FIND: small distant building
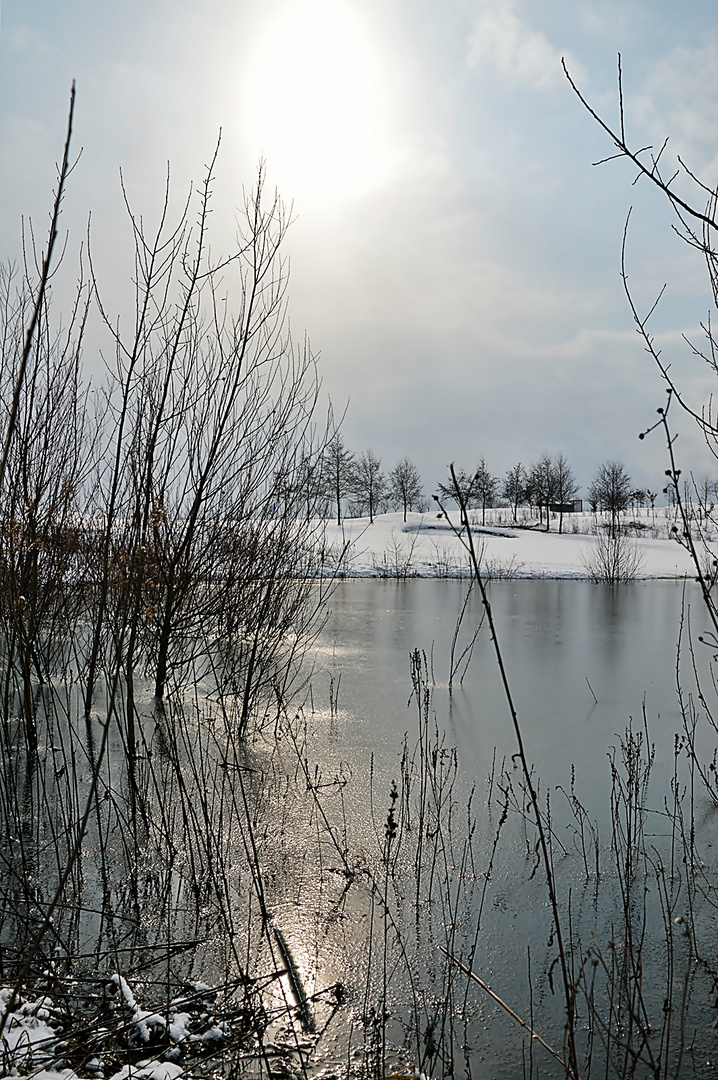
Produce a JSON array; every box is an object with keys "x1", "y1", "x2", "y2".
[{"x1": 548, "y1": 499, "x2": 583, "y2": 514}]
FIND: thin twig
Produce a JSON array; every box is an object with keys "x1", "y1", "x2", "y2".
[
  {"x1": 440, "y1": 947, "x2": 576, "y2": 1078},
  {"x1": 0, "y1": 84, "x2": 77, "y2": 489}
]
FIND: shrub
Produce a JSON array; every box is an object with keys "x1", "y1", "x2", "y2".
[{"x1": 583, "y1": 529, "x2": 645, "y2": 583}]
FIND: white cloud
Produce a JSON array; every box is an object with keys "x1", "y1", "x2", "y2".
[
  {"x1": 630, "y1": 44, "x2": 718, "y2": 173},
  {"x1": 466, "y1": 0, "x2": 577, "y2": 89}
]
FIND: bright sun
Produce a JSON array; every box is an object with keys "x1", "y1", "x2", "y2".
[{"x1": 248, "y1": 1, "x2": 383, "y2": 197}]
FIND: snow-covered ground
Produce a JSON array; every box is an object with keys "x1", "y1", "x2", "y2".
[
  {"x1": 320, "y1": 507, "x2": 700, "y2": 579},
  {"x1": 0, "y1": 980, "x2": 227, "y2": 1080}
]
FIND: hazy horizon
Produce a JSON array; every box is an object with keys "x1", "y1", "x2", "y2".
[{"x1": 1, "y1": 1, "x2": 717, "y2": 495}]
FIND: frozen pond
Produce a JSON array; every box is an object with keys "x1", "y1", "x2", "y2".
[
  {"x1": 301, "y1": 577, "x2": 718, "y2": 1079},
  {"x1": 311, "y1": 578, "x2": 706, "y2": 819},
  {"x1": 4, "y1": 578, "x2": 716, "y2": 1080}
]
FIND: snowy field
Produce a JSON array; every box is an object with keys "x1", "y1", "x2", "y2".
[{"x1": 321, "y1": 507, "x2": 700, "y2": 579}]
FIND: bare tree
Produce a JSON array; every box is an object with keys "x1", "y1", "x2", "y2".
[
  {"x1": 295, "y1": 438, "x2": 331, "y2": 521},
  {"x1": 352, "y1": 449, "x2": 385, "y2": 523},
  {"x1": 0, "y1": 142, "x2": 330, "y2": 737},
  {"x1": 693, "y1": 475, "x2": 716, "y2": 526},
  {"x1": 436, "y1": 466, "x2": 476, "y2": 524},
  {"x1": 583, "y1": 528, "x2": 644, "y2": 583},
  {"x1": 437, "y1": 460, "x2": 497, "y2": 524},
  {"x1": 80, "y1": 154, "x2": 323, "y2": 711},
  {"x1": 0, "y1": 86, "x2": 78, "y2": 491},
  {"x1": 588, "y1": 461, "x2": 631, "y2": 539},
  {"x1": 629, "y1": 488, "x2": 647, "y2": 512},
  {"x1": 527, "y1": 454, "x2": 557, "y2": 529},
  {"x1": 565, "y1": 54, "x2": 718, "y2": 618},
  {"x1": 473, "y1": 458, "x2": 498, "y2": 525},
  {"x1": 552, "y1": 452, "x2": 579, "y2": 534},
  {"x1": 503, "y1": 462, "x2": 527, "y2": 522},
  {"x1": 322, "y1": 433, "x2": 355, "y2": 526},
  {"x1": 0, "y1": 261, "x2": 93, "y2": 748},
  {"x1": 388, "y1": 457, "x2": 424, "y2": 522},
  {"x1": 0, "y1": 87, "x2": 91, "y2": 750},
  {"x1": 0, "y1": 95, "x2": 339, "y2": 1051}
]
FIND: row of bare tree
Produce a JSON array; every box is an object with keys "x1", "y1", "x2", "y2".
[
  {"x1": 442, "y1": 458, "x2": 661, "y2": 533},
  {"x1": 315, "y1": 442, "x2": 667, "y2": 535},
  {"x1": 305, "y1": 434, "x2": 426, "y2": 525}
]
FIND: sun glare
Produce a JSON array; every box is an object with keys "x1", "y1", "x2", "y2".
[{"x1": 248, "y1": 1, "x2": 383, "y2": 197}]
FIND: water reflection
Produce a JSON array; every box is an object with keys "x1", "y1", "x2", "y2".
[
  {"x1": 313, "y1": 579, "x2": 704, "y2": 827},
  {"x1": 304, "y1": 578, "x2": 717, "y2": 1078},
  {"x1": 3, "y1": 578, "x2": 715, "y2": 1080}
]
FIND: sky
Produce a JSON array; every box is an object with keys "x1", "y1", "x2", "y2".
[{"x1": 1, "y1": 0, "x2": 718, "y2": 498}]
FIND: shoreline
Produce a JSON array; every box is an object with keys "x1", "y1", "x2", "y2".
[{"x1": 317, "y1": 508, "x2": 698, "y2": 581}]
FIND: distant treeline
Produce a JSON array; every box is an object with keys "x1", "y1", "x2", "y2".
[{"x1": 302, "y1": 438, "x2": 675, "y2": 533}]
